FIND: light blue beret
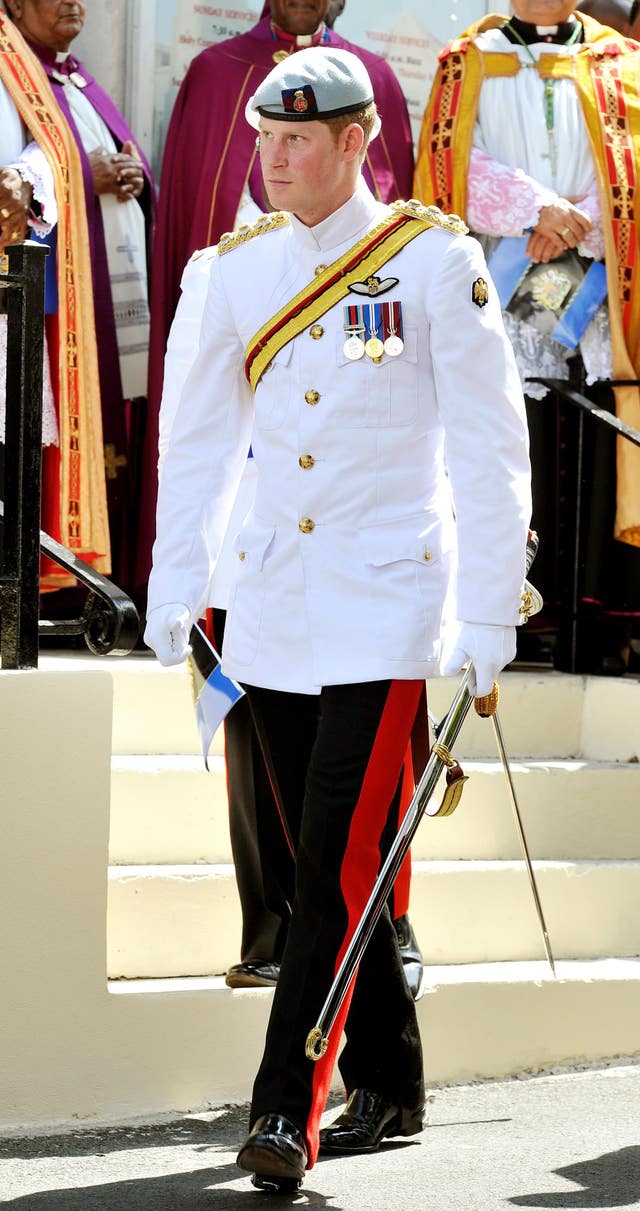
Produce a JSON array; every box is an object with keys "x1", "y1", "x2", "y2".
[{"x1": 245, "y1": 47, "x2": 380, "y2": 138}]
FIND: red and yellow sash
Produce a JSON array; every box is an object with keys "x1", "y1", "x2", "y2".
[
  {"x1": 414, "y1": 12, "x2": 640, "y2": 546},
  {"x1": 0, "y1": 15, "x2": 109, "y2": 576},
  {"x1": 244, "y1": 202, "x2": 467, "y2": 393}
]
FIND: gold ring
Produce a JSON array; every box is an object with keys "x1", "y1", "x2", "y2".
[
  {"x1": 0, "y1": 207, "x2": 9, "y2": 219},
  {"x1": 561, "y1": 226, "x2": 571, "y2": 237},
  {"x1": 10, "y1": 231, "x2": 19, "y2": 241}
]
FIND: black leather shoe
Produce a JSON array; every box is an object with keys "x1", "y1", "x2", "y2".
[
  {"x1": 225, "y1": 961, "x2": 279, "y2": 988},
  {"x1": 237, "y1": 1113, "x2": 307, "y2": 1191},
  {"x1": 319, "y1": 1088, "x2": 426, "y2": 1155},
  {"x1": 394, "y1": 914, "x2": 424, "y2": 1001}
]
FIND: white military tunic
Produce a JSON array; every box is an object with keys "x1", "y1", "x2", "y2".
[{"x1": 148, "y1": 180, "x2": 531, "y2": 694}]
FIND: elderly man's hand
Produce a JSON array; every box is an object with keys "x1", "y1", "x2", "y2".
[
  {"x1": 0, "y1": 168, "x2": 32, "y2": 251},
  {"x1": 89, "y1": 143, "x2": 145, "y2": 203},
  {"x1": 527, "y1": 197, "x2": 592, "y2": 263}
]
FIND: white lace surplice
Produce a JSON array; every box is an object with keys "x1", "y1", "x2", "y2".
[
  {"x1": 65, "y1": 78, "x2": 149, "y2": 400},
  {"x1": 468, "y1": 27, "x2": 612, "y2": 396}
]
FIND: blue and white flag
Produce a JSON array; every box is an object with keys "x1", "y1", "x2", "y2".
[{"x1": 188, "y1": 623, "x2": 244, "y2": 768}]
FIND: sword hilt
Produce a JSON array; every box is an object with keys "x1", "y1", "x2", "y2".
[{"x1": 305, "y1": 1027, "x2": 329, "y2": 1062}]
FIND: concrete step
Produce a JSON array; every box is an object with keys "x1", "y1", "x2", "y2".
[
  {"x1": 109, "y1": 756, "x2": 229, "y2": 864},
  {"x1": 109, "y1": 756, "x2": 640, "y2": 864},
  {"x1": 39, "y1": 654, "x2": 640, "y2": 760},
  {"x1": 106, "y1": 958, "x2": 640, "y2": 1092},
  {"x1": 106, "y1": 859, "x2": 640, "y2": 978},
  {"x1": 418, "y1": 759, "x2": 640, "y2": 861},
  {"x1": 39, "y1": 653, "x2": 224, "y2": 757}
]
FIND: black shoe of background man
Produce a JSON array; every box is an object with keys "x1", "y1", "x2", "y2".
[
  {"x1": 225, "y1": 960, "x2": 280, "y2": 989},
  {"x1": 394, "y1": 914, "x2": 423, "y2": 1000},
  {"x1": 319, "y1": 1088, "x2": 426, "y2": 1155},
  {"x1": 237, "y1": 1112, "x2": 307, "y2": 1192}
]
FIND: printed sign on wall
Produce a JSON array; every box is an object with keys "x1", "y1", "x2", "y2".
[{"x1": 152, "y1": 1, "x2": 489, "y2": 174}]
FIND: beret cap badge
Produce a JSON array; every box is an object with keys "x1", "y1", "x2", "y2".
[{"x1": 283, "y1": 85, "x2": 317, "y2": 115}]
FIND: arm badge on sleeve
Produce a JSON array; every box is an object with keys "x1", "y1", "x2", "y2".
[{"x1": 472, "y1": 277, "x2": 489, "y2": 308}]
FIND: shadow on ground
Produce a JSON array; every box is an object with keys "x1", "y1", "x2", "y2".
[
  {"x1": 0, "y1": 1106, "x2": 342, "y2": 1210},
  {"x1": 509, "y1": 1146, "x2": 640, "y2": 1208}
]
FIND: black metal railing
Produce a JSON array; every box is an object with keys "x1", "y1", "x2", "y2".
[
  {"x1": 0, "y1": 240, "x2": 139, "y2": 669},
  {"x1": 528, "y1": 374, "x2": 640, "y2": 674}
]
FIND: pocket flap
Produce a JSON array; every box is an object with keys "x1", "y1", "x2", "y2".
[
  {"x1": 233, "y1": 518, "x2": 276, "y2": 570},
  {"x1": 362, "y1": 514, "x2": 445, "y2": 568}
]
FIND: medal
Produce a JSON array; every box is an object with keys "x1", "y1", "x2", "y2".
[
  {"x1": 342, "y1": 306, "x2": 367, "y2": 360},
  {"x1": 344, "y1": 334, "x2": 365, "y2": 360},
  {"x1": 383, "y1": 334, "x2": 404, "y2": 357},
  {"x1": 364, "y1": 336, "x2": 384, "y2": 361},
  {"x1": 364, "y1": 303, "x2": 385, "y2": 363}
]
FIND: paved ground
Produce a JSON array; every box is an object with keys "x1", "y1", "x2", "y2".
[{"x1": 1, "y1": 1063, "x2": 639, "y2": 1210}]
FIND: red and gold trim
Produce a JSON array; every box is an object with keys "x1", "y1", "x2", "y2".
[
  {"x1": 0, "y1": 15, "x2": 109, "y2": 577},
  {"x1": 414, "y1": 11, "x2": 640, "y2": 545}
]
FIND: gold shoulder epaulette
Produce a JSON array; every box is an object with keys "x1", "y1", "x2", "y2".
[
  {"x1": 391, "y1": 198, "x2": 468, "y2": 236},
  {"x1": 217, "y1": 211, "x2": 290, "y2": 255}
]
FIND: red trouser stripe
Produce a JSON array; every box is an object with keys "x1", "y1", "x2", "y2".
[{"x1": 306, "y1": 679, "x2": 424, "y2": 1162}]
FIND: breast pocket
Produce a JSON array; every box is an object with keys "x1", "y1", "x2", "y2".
[
  {"x1": 331, "y1": 328, "x2": 419, "y2": 428},
  {"x1": 254, "y1": 341, "x2": 292, "y2": 430},
  {"x1": 223, "y1": 519, "x2": 276, "y2": 666}
]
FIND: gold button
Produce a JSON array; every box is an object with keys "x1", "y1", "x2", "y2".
[
  {"x1": 299, "y1": 517, "x2": 315, "y2": 534},
  {"x1": 423, "y1": 550, "x2": 432, "y2": 562},
  {"x1": 310, "y1": 324, "x2": 324, "y2": 340},
  {"x1": 314, "y1": 264, "x2": 327, "y2": 277},
  {"x1": 305, "y1": 389, "x2": 320, "y2": 406},
  {"x1": 299, "y1": 454, "x2": 315, "y2": 470},
  {"x1": 238, "y1": 551, "x2": 246, "y2": 561}
]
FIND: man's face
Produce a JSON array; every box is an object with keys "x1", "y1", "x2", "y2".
[
  {"x1": 511, "y1": 0, "x2": 577, "y2": 22},
  {"x1": 269, "y1": 0, "x2": 331, "y2": 36},
  {"x1": 258, "y1": 116, "x2": 349, "y2": 225}
]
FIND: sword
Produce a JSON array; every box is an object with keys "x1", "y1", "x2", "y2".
[
  {"x1": 305, "y1": 533, "x2": 544, "y2": 1062},
  {"x1": 491, "y1": 710, "x2": 556, "y2": 975},
  {"x1": 428, "y1": 702, "x2": 556, "y2": 976},
  {"x1": 305, "y1": 666, "x2": 479, "y2": 1061}
]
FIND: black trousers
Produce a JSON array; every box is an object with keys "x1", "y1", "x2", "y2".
[
  {"x1": 212, "y1": 608, "x2": 418, "y2": 963},
  {"x1": 245, "y1": 679, "x2": 425, "y2": 1168},
  {"x1": 212, "y1": 609, "x2": 293, "y2": 962}
]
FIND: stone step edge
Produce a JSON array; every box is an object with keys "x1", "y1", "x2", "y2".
[
  {"x1": 107, "y1": 859, "x2": 640, "y2": 876},
  {"x1": 110, "y1": 755, "x2": 640, "y2": 773},
  {"x1": 108, "y1": 956, "x2": 640, "y2": 996}
]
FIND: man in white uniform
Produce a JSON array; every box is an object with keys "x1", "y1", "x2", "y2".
[{"x1": 145, "y1": 48, "x2": 531, "y2": 1193}]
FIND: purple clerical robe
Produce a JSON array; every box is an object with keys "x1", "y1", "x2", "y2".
[
  {"x1": 28, "y1": 39, "x2": 155, "y2": 568},
  {"x1": 139, "y1": 16, "x2": 414, "y2": 585}
]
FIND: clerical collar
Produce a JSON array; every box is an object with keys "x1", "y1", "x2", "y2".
[
  {"x1": 271, "y1": 21, "x2": 328, "y2": 48},
  {"x1": 502, "y1": 15, "x2": 584, "y2": 45}
]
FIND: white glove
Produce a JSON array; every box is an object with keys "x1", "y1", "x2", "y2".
[
  {"x1": 144, "y1": 603, "x2": 192, "y2": 666},
  {"x1": 442, "y1": 622, "x2": 516, "y2": 697}
]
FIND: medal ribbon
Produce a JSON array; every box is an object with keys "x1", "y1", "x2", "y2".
[
  {"x1": 343, "y1": 303, "x2": 365, "y2": 333},
  {"x1": 381, "y1": 300, "x2": 402, "y2": 341}
]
